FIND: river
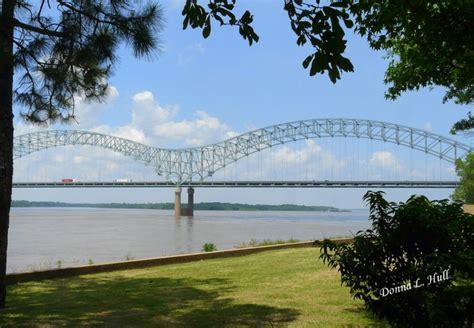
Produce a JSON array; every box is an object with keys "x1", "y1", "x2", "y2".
[{"x1": 7, "y1": 208, "x2": 370, "y2": 273}]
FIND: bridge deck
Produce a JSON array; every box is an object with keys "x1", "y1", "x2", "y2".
[{"x1": 12, "y1": 181, "x2": 459, "y2": 188}]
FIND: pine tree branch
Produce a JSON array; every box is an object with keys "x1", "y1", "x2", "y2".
[
  {"x1": 57, "y1": 1, "x2": 121, "y2": 27},
  {"x1": 13, "y1": 19, "x2": 66, "y2": 37}
]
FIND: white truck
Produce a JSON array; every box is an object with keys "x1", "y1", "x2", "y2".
[{"x1": 114, "y1": 179, "x2": 133, "y2": 183}]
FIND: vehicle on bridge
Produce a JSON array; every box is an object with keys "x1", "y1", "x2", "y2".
[
  {"x1": 114, "y1": 179, "x2": 133, "y2": 183},
  {"x1": 61, "y1": 178, "x2": 78, "y2": 183}
]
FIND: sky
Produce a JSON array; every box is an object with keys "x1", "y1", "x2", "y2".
[{"x1": 11, "y1": 0, "x2": 473, "y2": 209}]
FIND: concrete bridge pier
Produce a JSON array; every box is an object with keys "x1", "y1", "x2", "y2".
[
  {"x1": 174, "y1": 186, "x2": 195, "y2": 217},
  {"x1": 174, "y1": 187, "x2": 182, "y2": 218},
  {"x1": 186, "y1": 187, "x2": 194, "y2": 217}
]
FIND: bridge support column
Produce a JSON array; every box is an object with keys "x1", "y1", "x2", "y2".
[
  {"x1": 186, "y1": 187, "x2": 194, "y2": 217},
  {"x1": 174, "y1": 187, "x2": 182, "y2": 218}
]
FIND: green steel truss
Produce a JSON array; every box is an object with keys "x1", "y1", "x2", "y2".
[{"x1": 13, "y1": 118, "x2": 473, "y2": 184}]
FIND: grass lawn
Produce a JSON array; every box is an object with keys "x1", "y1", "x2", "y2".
[{"x1": 1, "y1": 248, "x2": 388, "y2": 327}]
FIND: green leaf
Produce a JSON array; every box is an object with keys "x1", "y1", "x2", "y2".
[
  {"x1": 183, "y1": 16, "x2": 190, "y2": 30},
  {"x1": 299, "y1": 21, "x2": 312, "y2": 30},
  {"x1": 330, "y1": 16, "x2": 344, "y2": 36},
  {"x1": 343, "y1": 18, "x2": 353, "y2": 29},
  {"x1": 203, "y1": 19, "x2": 211, "y2": 38},
  {"x1": 310, "y1": 53, "x2": 327, "y2": 76},
  {"x1": 337, "y1": 56, "x2": 354, "y2": 72},
  {"x1": 302, "y1": 55, "x2": 313, "y2": 69},
  {"x1": 297, "y1": 34, "x2": 306, "y2": 46},
  {"x1": 310, "y1": 54, "x2": 325, "y2": 76},
  {"x1": 241, "y1": 10, "x2": 253, "y2": 24},
  {"x1": 328, "y1": 65, "x2": 340, "y2": 82}
]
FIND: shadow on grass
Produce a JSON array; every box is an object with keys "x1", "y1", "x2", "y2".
[
  {"x1": 341, "y1": 307, "x2": 390, "y2": 327},
  {"x1": 1, "y1": 276, "x2": 300, "y2": 327}
]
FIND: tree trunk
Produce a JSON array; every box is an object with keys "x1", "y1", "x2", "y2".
[{"x1": 0, "y1": 0, "x2": 15, "y2": 309}]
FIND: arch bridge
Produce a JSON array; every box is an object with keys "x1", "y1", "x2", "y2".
[{"x1": 13, "y1": 118, "x2": 473, "y2": 216}]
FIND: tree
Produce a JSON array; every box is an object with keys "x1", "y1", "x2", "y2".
[
  {"x1": 182, "y1": 0, "x2": 474, "y2": 132},
  {"x1": 452, "y1": 153, "x2": 474, "y2": 204},
  {"x1": 451, "y1": 113, "x2": 474, "y2": 135},
  {"x1": 0, "y1": 0, "x2": 163, "y2": 308},
  {"x1": 318, "y1": 191, "x2": 474, "y2": 327}
]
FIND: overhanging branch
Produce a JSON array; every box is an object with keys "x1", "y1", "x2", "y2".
[{"x1": 13, "y1": 19, "x2": 66, "y2": 38}]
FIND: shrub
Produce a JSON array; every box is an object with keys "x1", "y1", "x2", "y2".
[
  {"x1": 452, "y1": 153, "x2": 474, "y2": 203},
  {"x1": 202, "y1": 243, "x2": 217, "y2": 252},
  {"x1": 234, "y1": 238, "x2": 301, "y2": 248},
  {"x1": 320, "y1": 191, "x2": 473, "y2": 328},
  {"x1": 56, "y1": 260, "x2": 62, "y2": 269},
  {"x1": 124, "y1": 253, "x2": 135, "y2": 261}
]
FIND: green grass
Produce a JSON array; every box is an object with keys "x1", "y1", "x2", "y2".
[
  {"x1": 234, "y1": 238, "x2": 302, "y2": 248},
  {"x1": 1, "y1": 248, "x2": 388, "y2": 327}
]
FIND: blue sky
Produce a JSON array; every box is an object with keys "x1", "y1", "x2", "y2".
[{"x1": 12, "y1": 0, "x2": 472, "y2": 208}]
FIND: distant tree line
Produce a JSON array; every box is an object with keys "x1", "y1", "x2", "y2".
[{"x1": 11, "y1": 200, "x2": 345, "y2": 212}]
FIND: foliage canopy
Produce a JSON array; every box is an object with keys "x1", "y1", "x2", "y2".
[
  {"x1": 318, "y1": 191, "x2": 474, "y2": 327},
  {"x1": 183, "y1": 0, "x2": 474, "y2": 132},
  {"x1": 452, "y1": 153, "x2": 474, "y2": 204},
  {"x1": 12, "y1": 0, "x2": 163, "y2": 123}
]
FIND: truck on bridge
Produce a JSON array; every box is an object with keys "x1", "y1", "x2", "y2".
[
  {"x1": 114, "y1": 179, "x2": 133, "y2": 183},
  {"x1": 61, "y1": 178, "x2": 78, "y2": 183}
]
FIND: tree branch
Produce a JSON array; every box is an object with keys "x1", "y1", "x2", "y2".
[
  {"x1": 57, "y1": 1, "x2": 121, "y2": 27},
  {"x1": 13, "y1": 19, "x2": 66, "y2": 38}
]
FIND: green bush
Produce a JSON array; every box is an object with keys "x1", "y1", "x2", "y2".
[
  {"x1": 56, "y1": 260, "x2": 62, "y2": 269},
  {"x1": 234, "y1": 238, "x2": 301, "y2": 248},
  {"x1": 202, "y1": 243, "x2": 217, "y2": 252},
  {"x1": 320, "y1": 191, "x2": 473, "y2": 328},
  {"x1": 452, "y1": 153, "x2": 474, "y2": 203}
]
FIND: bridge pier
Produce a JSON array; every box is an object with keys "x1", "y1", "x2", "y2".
[
  {"x1": 186, "y1": 187, "x2": 194, "y2": 217},
  {"x1": 174, "y1": 187, "x2": 181, "y2": 218},
  {"x1": 174, "y1": 187, "x2": 195, "y2": 217}
]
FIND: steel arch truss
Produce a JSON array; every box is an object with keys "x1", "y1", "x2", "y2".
[{"x1": 13, "y1": 118, "x2": 473, "y2": 183}]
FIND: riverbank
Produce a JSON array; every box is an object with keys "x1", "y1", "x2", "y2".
[
  {"x1": 1, "y1": 247, "x2": 387, "y2": 327},
  {"x1": 5, "y1": 241, "x2": 318, "y2": 284}
]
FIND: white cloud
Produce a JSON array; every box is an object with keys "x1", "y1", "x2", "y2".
[
  {"x1": 90, "y1": 124, "x2": 149, "y2": 146},
  {"x1": 14, "y1": 122, "x2": 42, "y2": 136},
  {"x1": 272, "y1": 140, "x2": 321, "y2": 163},
  {"x1": 83, "y1": 90, "x2": 235, "y2": 147},
  {"x1": 153, "y1": 110, "x2": 234, "y2": 146},
  {"x1": 209, "y1": 139, "x2": 350, "y2": 181},
  {"x1": 369, "y1": 151, "x2": 402, "y2": 170},
  {"x1": 132, "y1": 90, "x2": 154, "y2": 103},
  {"x1": 74, "y1": 85, "x2": 119, "y2": 127},
  {"x1": 268, "y1": 140, "x2": 348, "y2": 174},
  {"x1": 131, "y1": 91, "x2": 177, "y2": 127},
  {"x1": 14, "y1": 89, "x2": 238, "y2": 148}
]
